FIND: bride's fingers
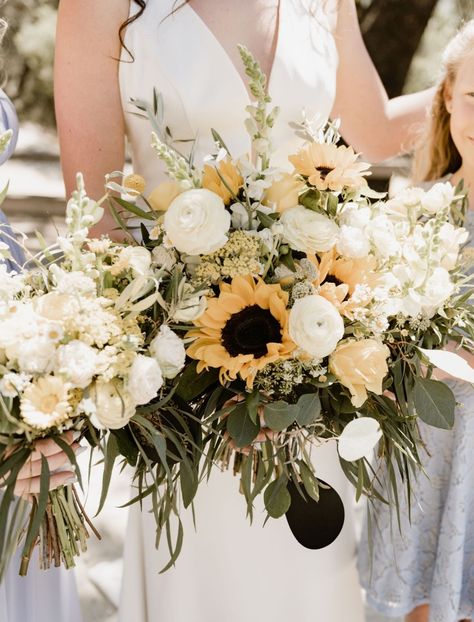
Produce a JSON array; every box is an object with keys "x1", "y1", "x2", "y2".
[
  {"x1": 29, "y1": 431, "x2": 75, "y2": 461},
  {"x1": 17, "y1": 443, "x2": 81, "y2": 480},
  {"x1": 14, "y1": 470, "x2": 77, "y2": 498}
]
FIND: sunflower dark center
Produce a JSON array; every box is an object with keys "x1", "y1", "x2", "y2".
[
  {"x1": 316, "y1": 166, "x2": 334, "y2": 180},
  {"x1": 221, "y1": 305, "x2": 282, "y2": 358}
]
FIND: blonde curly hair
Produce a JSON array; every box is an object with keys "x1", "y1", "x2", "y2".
[{"x1": 413, "y1": 20, "x2": 474, "y2": 182}]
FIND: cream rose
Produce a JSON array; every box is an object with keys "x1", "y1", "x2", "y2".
[
  {"x1": 150, "y1": 325, "x2": 186, "y2": 379},
  {"x1": 127, "y1": 354, "x2": 163, "y2": 405},
  {"x1": 329, "y1": 339, "x2": 390, "y2": 407},
  {"x1": 89, "y1": 380, "x2": 136, "y2": 430},
  {"x1": 278, "y1": 205, "x2": 339, "y2": 253},
  {"x1": 164, "y1": 189, "x2": 231, "y2": 255},
  {"x1": 289, "y1": 295, "x2": 344, "y2": 359},
  {"x1": 263, "y1": 173, "x2": 305, "y2": 213}
]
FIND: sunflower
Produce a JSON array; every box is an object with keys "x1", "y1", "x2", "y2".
[
  {"x1": 187, "y1": 275, "x2": 296, "y2": 387},
  {"x1": 288, "y1": 142, "x2": 370, "y2": 192},
  {"x1": 202, "y1": 158, "x2": 243, "y2": 204}
]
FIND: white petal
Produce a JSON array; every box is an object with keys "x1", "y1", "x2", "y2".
[
  {"x1": 337, "y1": 417, "x2": 382, "y2": 461},
  {"x1": 419, "y1": 348, "x2": 474, "y2": 383}
]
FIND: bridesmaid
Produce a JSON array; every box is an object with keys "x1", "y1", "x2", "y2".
[
  {"x1": 358, "y1": 20, "x2": 474, "y2": 622},
  {"x1": 0, "y1": 18, "x2": 83, "y2": 622}
]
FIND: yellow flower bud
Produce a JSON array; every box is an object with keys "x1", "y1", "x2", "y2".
[{"x1": 123, "y1": 174, "x2": 146, "y2": 194}]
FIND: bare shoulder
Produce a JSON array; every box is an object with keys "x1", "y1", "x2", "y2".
[{"x1": 56, "y1": 0, "x2": 130, "y2": 54}]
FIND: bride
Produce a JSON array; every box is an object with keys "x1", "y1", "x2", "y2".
[{"x1": 54, "y1": 1, "x2": 432, "y2": 620}]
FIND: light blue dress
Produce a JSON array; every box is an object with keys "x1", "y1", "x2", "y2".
[
  {"x1": 0, "y1": 88, "x2": 83, "y2": 622},
  {"x1": 358, "y1": 210, "x2": 474, "y2": 622}
]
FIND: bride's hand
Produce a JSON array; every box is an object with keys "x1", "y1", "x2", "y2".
[
  {"x1": 8, "y1": 432, "x2": 83, "y2": 498},
  {"x1": 223, "y1": 396, "x2": 275, "y2": 456}
]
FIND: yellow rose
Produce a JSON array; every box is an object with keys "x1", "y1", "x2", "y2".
[
  {"x1": 148, "y1": 181, "x2": 182, "y2": 212},
  {"x1": 263, "y1": 173, "x2": 305, "y2": 213},
  {"x1": 329, "y1": 339, "x2": 390, "y2": 407},
  {"x1": 202, "y1": 159, "x2": 243, "y2": 204}
]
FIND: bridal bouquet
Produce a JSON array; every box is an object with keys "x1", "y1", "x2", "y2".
[
  {"x1": 101, "y1": 46, "x2": 474, "y2": 560},
  {"x1": 0, "y1": 175, "x2": 177, "y2": 576}
]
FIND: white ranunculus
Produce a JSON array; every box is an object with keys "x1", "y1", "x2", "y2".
[
  {"x1": 289, "y1": 295, "x2": 344, "y2": 358},
  {"x1": 278, "y1": 205, "x2": 339, "y2": 253},
  {"x1": 336, "y1": 225, "x2": 370, "y2": 258},
  {"x1": 164, "y1": 189, "x2": 231, "y2": 254},
  {"x1": 57, "y1": 340, "x2": 98, "y2": 388},
  {"x1": 338, "y1": 417, "x2": 383, "y2": 461},
  {"x1": 421, "y1": 182, "x2": 455, "y2": 214},
  {"x1": 89, "y1": 381, "x2": 136, "y2": 429},
  {"x1": 127, "y1": 354, "x2": 163, "y2": 405},
  {"x1": 150, "y1": 325, "x2": 186, "y2": 379}
]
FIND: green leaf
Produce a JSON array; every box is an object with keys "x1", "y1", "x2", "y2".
[
  {"x1": 111, "y1": 427, "x2": 139, "y2": 466},
  {"x1": 96, "y1": 434, "x2": 119, "y2": 516},
  {"x1": 279, "y1": 249, "x2": 296, "y2": 272},
  {"x1": 264, "y1": 476, "x2": 291, "y2": 518},
  {"x1": 299, "y1": 188, "x2": 321, "y2": 211},
  {"x1": 21, "y1": 455, "x2": 50, "y2": 556},
  {"x1": 112, "y1": 197, "x2": 155, "y2": 220},
  {"x1": 294, "y1": 393, "x2": 321, "y2": 426},
  {"x1": 263, "y1": 401, "x2": 297, "y2": 432},
  {"x1": 179, "y1": 460, "x2": 198, "y2": 508},
  {"x1": 227, "y1": 403, "x2": 260, "y2": 448},
  {"x1": 175, "y1": 362, "x2": 219, "y2": 401},
  {"x1": 256, "y1": 210, "x2": 278, "y2": 229},
  {"x1": 413, "y1": 378, "x2": 455, "y2": 429},
  {"x1": 326, "y1": 192, "x2": 339, "y2": 217},
  {"x1": 245, "y1": 390, "x2": 260, "y2": 425},
  {"x1": 298, "y1": 461, "x2": 320, "y2": 502}
]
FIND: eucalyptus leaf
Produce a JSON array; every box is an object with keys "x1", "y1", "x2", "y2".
[
  {"x1": 227, "y1": 403, "x2": 260, "y2": 448},
  {"x1": 263, "y1": 476, "x2": 291, "y2": 518},
  {"x1": 179, "y1": 460, "x2": 198, "y2": 508},
  {"x1": 413, "y1": 378, "x2": 455, "y2": 429},
  {"x1": 245, "y1": 390, "x2": 261, "y2": 425},
  {"x1": 294, "y1": 393, "x2": 321, "y2": 426},
  {"x1": 264, "y1": 401, "x2": 297, "y2": 432}
]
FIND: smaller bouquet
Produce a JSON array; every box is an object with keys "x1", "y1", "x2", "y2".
[{"x1": 0, "y1": 175, "x2": 171, "y2": 576}]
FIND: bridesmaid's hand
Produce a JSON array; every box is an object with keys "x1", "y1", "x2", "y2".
[{"x1": 7, "y1": 432, "x2": 83, "y2": 498}]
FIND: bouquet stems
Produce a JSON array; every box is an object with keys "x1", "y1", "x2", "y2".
[{"x1": 19, "y1": 485, "x2": 100, "y2": 576}]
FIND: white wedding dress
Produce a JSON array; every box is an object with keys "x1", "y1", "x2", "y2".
[{"x1": 119, "y1": 2, "x2": 364, "y2": 620}]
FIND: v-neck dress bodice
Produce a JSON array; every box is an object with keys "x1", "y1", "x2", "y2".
[
  {"x1": 119, "y1": 0, "x2": 338, "y2": 189},
  {"x1": 118, "y1": 4, "x2": 364, "y2": 622}
]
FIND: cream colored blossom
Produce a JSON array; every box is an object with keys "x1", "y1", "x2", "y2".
[{"x1": 329, "y1": 339, "x2": 389, "y2": 407}]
